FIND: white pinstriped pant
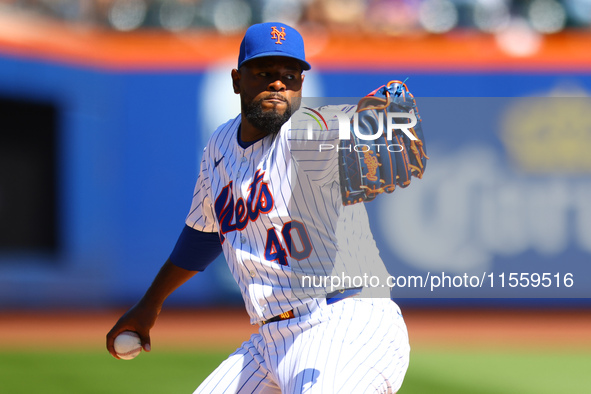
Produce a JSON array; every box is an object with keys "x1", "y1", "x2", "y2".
[{"x1": 194, "y1": 298, "x2": 410, "y2": 394}]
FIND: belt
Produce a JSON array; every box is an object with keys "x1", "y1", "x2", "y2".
[{"x1": 260, "y1": 287, "x2": 363, "y2": 326}]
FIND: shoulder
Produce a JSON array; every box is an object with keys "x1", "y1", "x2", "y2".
[{"x1": 204, "y1": 114, "x2": 241, "y2": 154}]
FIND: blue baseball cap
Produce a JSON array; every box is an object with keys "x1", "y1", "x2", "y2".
[{"x1": 238, "y1": 22, "x2": 311, "y2": 71}]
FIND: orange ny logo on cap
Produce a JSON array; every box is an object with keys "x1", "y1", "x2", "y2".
[{"x1": 271, "y1": 26, "x2": 286, "y2": 44}]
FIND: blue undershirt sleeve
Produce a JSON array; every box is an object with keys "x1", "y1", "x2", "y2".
[{"x1": 169, "y1": 225, "x2": 223, "y2": 272}]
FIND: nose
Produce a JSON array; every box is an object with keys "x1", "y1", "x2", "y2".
[{"x1": 268, "y1": 78, "x2": 286, "y2": 92}]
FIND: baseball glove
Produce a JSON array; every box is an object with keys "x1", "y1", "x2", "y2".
[{"x1": 339, "y1": 80, "x2": 428, "y2": 205}]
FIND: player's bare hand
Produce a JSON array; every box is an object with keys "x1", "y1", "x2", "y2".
[{"x1": 106, "y1": 300, "x2": 160, "y2": 359}]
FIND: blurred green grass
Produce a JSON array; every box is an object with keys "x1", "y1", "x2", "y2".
[
  {"x1": 0, "y1": 348, "x2": 589, "y2": 393},
  {"x1": 404, "y1": 349, "x2": 591, "y2": 394}
]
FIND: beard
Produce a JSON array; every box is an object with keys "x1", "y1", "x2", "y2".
[{"x1": 242, "y1": 94, "x2": 299, "y2": 136}]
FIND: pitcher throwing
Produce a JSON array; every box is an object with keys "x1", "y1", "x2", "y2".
[{"x1": 107, "y1": 21, "x2": 428, "y2": 394}]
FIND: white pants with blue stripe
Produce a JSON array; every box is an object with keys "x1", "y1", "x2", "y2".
[{"x1": 194, "y1": 298, "x2": 410, "y2": 394}]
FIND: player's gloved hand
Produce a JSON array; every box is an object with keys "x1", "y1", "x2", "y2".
[
  {"x1": 339, "y1": 80, "x2": 428, "y2": 205},
  {"x1": 106, "y1": 300, "x2": 160, "y2": 359}
]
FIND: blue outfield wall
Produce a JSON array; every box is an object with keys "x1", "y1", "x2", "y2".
[{"x1": 1, "y1": 54, "x2": 590, "y2": 309}]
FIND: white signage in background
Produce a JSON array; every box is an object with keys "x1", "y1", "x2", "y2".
[{"x1": 378, "y1": 146, "x2": 591, "y2": 274}]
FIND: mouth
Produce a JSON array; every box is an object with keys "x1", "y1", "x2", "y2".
[{"x1": 263, "y1": 94, "x2": 287, "y2": 104}]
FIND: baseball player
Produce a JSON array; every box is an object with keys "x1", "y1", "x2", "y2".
[{"x1": 107, "y1": 22, "x2": 423, "y2": 393}]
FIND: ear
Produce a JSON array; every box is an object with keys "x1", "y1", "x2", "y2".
[{"x1": 231, "y1": 69, "x2": 240, "y2": 94}]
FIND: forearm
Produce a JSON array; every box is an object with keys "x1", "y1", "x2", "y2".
[
  {"x1": 107, "y1": 229, "x2": 217, "y2": 358},
  {"x1": 138, "y1": 259, "x2": 198, "y2": 310}
]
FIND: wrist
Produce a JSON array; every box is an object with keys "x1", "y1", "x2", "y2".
[{"x1": 136, "y1": 294, "x2": 164, "y2": 314}]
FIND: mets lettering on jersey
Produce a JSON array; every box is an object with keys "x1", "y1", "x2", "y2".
[
  {"x1": 213, "y1": 169, "x2": 313, "y2": 266},
  {"x1": 214, "y1": 170, "x2": 274, "y2": 242}
]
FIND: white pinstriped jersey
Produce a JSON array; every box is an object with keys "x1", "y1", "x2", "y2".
[{"x1": 186, "y1": 105, "x2": 390, "y2": 324}]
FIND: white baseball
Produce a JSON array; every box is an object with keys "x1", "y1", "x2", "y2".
[{"x1": 114, "y1": 331, "x2": 142, "y2": 360}]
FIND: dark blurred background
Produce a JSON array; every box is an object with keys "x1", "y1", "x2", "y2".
[{"x1": 1, "y1": 0, "x2": 590, "y2": 35}]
